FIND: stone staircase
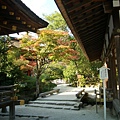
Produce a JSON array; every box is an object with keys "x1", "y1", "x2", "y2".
[{"x1": 25, "y1": 91, "x2": 81, "y2": 111}]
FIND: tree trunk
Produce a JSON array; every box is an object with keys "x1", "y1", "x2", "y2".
[{"x1": 36, "y1": 76, "x2": 40, "y2": 97}]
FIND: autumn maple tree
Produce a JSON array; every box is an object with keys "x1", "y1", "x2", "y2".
[
  {"x1": 20, "y1": 29, "x2": 79, "y2": 96},
  {"x1": 19, "y1": 11, "x2": 102, "y2": 97}
]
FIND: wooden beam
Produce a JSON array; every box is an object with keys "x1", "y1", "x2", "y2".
[
  {"x1": 103, "y1": 1, "x2": 112, "y2": 13},
  {"x1": 115, "y1": 35, "x2": 120, "y2": 102},
  {"x1": 72, "y1": 8, "x2": 103, "y2": 25},
  {"x1": 77, "y1": 20, "x2": 106, "y2": 33},
  {"x1": 66, "y1": 0, "x2": 92, "y2": 13},
  {"x1": 92, "y1": 0, "x2": 106, "y2": 1},
  {"x1": 81, "y1": 33, "x2": 103, "y2": 44},
  {"x1": 69, "y1": 3, "x2": 102, "y2": 19},
  {"x1": 81, "y1": 31, "x2": 103, "y2": 40},
  {"x1": 75, "y1": 14, "x2": 106, "y2": 29},
  {"x1": 78, "y1": 24, "x2": 105, "y2": 34},
  {"x1": 0, "y1": 21, "x2": 33, "y2": 32}
]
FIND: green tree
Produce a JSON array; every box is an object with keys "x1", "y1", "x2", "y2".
[
  {"x1": 41, "y1": 61, "x2": 65, "y2": 81},
  {"x1": 0, "y1": 36, "x2": 26, "y2": 85},
  {"x1": 43, "y1": 11, "x2": 68, "y2": 31},
  {"x1": 44, "y1": 11, "x2": 102, "y2": 87},
  {"x1": 63, "y1": 62, "x2": 77, "y2": 86},
  {"x1": 20, "y1": 30, "x2": 74, "y2": 96}
]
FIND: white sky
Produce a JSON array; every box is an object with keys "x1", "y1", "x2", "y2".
[{"x1": 21, "y1": 0, "x2": 59, "y2": 19}]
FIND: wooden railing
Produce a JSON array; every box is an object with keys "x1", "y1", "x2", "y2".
[
  {"x1": 0, "y1": 85, "x2": 17, "y2": 120},
  {"x1": 74, "y1": 89, "x2": 86, "y2": 110},
  {"x1": 39, "y1": 89, "x2": 60, "y2": 98},
  {"x1": 113, "y1": 99, "x2": 120, "y2": 119}
]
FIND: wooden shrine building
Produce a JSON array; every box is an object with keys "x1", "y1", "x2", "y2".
[
  {"x1": 55, "y1": 0, "x2": 120, "y2": 116},
  {"x1": 0, "y1": 0, "x2": 48, "y2": 119},
  {"x1": 0, "y1": 0, "x2": 48, "y2": 35}
]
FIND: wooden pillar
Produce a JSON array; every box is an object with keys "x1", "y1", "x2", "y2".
[
  {"x1": 115, "y1": 35, "x2": 120, "y2": 101},
  {"x1": 110, "y1": 49, "x2": 117, "y2": 98},
  {"x1": 1, "y1": 106, "x2": 7, "y2": 113},
  {"x1": 112, "y1": 8, "x2": 120, "y2": 29},
  {"x1": 107, "y1": 58, "x2": 112, "y2": 89},
  {"x1": 9, "y1": 102, "x2": 15, "y2": 120}
]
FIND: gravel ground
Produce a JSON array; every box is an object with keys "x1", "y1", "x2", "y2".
[
  {"x1": 0, "y1": 84, "x2": 117, "y2": 120},
  {"x1": 0, "y1": 105, "x2": 117, "y2": 120}
]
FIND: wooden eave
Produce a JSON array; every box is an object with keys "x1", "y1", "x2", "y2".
[
  {"x1": 55, "y1": 0, "x2": 112, "y2": 61},
  {"x1": 0, "y1": 0, "x2": 48, "y2": 35}
]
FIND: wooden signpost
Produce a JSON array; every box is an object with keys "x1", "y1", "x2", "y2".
[{"x1": 98, "y1": 66, "x2": 110, "y2": 120}]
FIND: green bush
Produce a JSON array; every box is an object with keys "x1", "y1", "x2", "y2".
[
  {"x1": 18, "y1": 76, "x2": 36, "y2": 103},
  {"x1": 40, "y1": 80, "x2": 57, "y2": 92}
]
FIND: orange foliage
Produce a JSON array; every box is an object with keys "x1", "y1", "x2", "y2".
[
  {"x1": 70, "y1": 40, "x2": 77, "y2": 43},
  {"x1": 67, "y1": 55, "x2": 79, "y2": 60},
  {"x1": 29, "y1": 61, "x2": 36, "y2": 66},
  {"x1": 39, "y1": 29, "x2": 68, "y2": 36},
  {"x1": 54, "y1": 45, "x2": 69, "y2": 50},
  {"x1": 20, "y1": 65, "x2": 33, "y2": 71},
  {"x1": 57, "y1": 39, "x2": 69, "y2": 46}
]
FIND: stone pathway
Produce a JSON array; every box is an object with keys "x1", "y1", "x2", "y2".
[
  {"x1": 0, "y1": 84, "x2": 117, "y2": 120},
  {"x1": 25, "y1": 84, "x2": 88, "y2": 111}
]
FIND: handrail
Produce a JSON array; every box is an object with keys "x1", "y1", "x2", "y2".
[
  {"x1": 0, "y1": 85, "x2": 17, "y2": 120},
  {"x1": 39, "y1": 89, "x2": 60, "y2": 98},
  {"x1": 0, "y1": 85, "x2": 14, "y2": 89},
  {"x1": 0, "y1": 84, "x2": 18, "y2": 89}
]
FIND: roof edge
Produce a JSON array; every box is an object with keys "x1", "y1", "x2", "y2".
[{"x1": 12, "y1": 0, "x2": 48, "y2": 27}]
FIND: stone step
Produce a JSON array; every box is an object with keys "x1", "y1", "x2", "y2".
[
  {"x1": 29, "y1": 100, "x2": 77, "y2": 106},
  {"x1": 25, "y1": 103, "x2": 79, "y2": 110},
  {"x1": 37, "y1": 98, "x2": 78, "y2": 102},
  {"x1": 0, "y1": 113, "x2": 49, "y2": 119}
]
